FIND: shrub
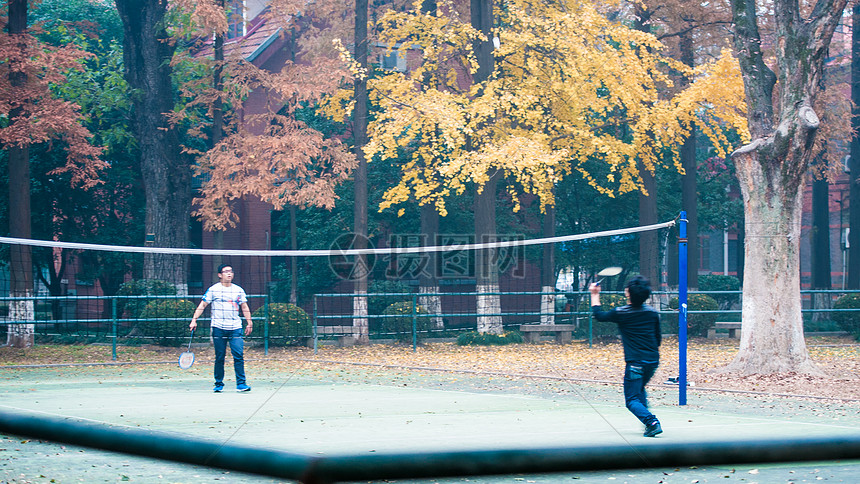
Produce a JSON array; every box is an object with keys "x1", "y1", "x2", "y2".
[
  {"x1": 833, "y1": 293, "x2": 860, "y2": 340},
  {"x1": 117, "y1": 279, "x2": 177, "y2": 319},
  {"x1": 667, "y1": 294, "x2": 719, "y2": 337},
  {"x1": 698, "y1": 275, "x2": 741, "y2": 310},
  {"x1": 251, "y1": 303, "x2": 312, "y2": 346},
  {"x1": 138, "y1": 298, "x2": 195, "y2": 346},
  {"x1": 375, "y1": 301, "x2": 432, "y2": 343},
  {"x1": 456, "y1": 331, "x2": 523, "y2": 346}
]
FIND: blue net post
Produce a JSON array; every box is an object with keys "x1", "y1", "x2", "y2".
[{"x1": 678, "y1": 211, "x2": 688, "y2": 406}]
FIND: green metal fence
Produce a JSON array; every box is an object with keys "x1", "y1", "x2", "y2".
[{"x1": 1, "y1": 289, "x2": 856, "y2": 360}]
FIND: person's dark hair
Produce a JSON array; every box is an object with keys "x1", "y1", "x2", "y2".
[
  {"x1": 217, "y1": 263, "x2": 233, "y2": 275},
  {"x1": 626, "y1": 275, "x2": 651, "y2": 307}
]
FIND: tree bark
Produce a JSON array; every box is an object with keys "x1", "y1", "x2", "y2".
[
  {"x1": 633, "y1": 4, "x2": 659, "y2": 284},
  {"x1": 352, "y1": 0, "x2": 370, "y2": 343},
  {"x1": 638, "y1": 164, "x2": 658, "y2": 282},
  {"x1": 849, "y1": 1, "x2": 860, "y2": 289},
  {"x1": 6, "y1": 0, "x2": 34, "y2": 348},
  {"x1": 475, "y1": 170, "x2": 502, "y2": 334},
  {"x1": 470, "y1": 0, "x2": 502, "y2": 334},
  {"x1": 115, "y1": 0, "x2": 190, "y2": 292},
  {"x1": 540, "y1": 204, "x2": 556, "y2": 324},
  {"x1": 726, "y1": 0, "x2": 847, "y2": 374},
  {"x1": 679, "y1": 31, "x2": 699, "y2": 290},
  {"x1": 419, "y1": 204, "x2": 443, "y2": 329},
  {"x1": 811, "y1": 175, "x2": 832, "y2": 322}
]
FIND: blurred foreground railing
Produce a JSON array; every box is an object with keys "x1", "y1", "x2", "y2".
[{"x1": 0, "y1": 408, "x2": 858, "y2": 484}]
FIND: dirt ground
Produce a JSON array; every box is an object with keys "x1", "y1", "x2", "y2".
[{"x1": 1, "y1": 335, "x2": 858, "y2": 403}]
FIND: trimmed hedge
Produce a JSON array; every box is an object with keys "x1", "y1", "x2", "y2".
[
  {"x1": 456, "y1": 331, "x2": 524, "y2": 346},
  {"x1": 667, "y1": 294, "x2": 719, "y2": 337},
  {"x1": 374, "y1": 301, "x2": 432, "y2": 343},
  {"x1": 833, "y1": 293, "x2": 860, "y2": 340},
  {"x1": 251, "y1": 303, "x2": 312, "y2": 346},
  {"x1": 138, "y1": 298, "x2": 196, "y2": 346}
]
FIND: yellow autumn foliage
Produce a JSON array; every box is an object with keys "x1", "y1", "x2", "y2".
[{"x1": 335, "y1": 0, "x2": 747, "y2": 216}]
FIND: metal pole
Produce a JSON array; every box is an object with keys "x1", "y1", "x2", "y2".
[
  {"x1": 111, "y1": 298, "x2": 117, "y2": 361},
  {"x1": 264, "y1": 295, "x2": 269, "y2": 356},
  {"x1": 412, "y1": 293, "x2": 418, "y2": 353},
  {"x1": 313, "y1": 296, "x2": 319, "y2": 355},
  {"x1": 678, "y1": 211, "x2": 688, "y2": 406}
]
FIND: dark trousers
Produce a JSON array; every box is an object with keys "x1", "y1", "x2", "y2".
[
  {"x1": 623, "y1": 361, "x2": 658, "y2": 425},
  {"x1": 212, "y1": 327, "x2": 245, "y2": 386}
]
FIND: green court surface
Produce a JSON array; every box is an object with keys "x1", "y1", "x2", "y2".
[{"x1": 1, "y1": 359, "x2": 858, "y2": 483}]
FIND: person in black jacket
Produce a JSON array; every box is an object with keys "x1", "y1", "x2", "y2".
[{"x1": 590, "y1": 275, "x2": 663, "y2": 437}]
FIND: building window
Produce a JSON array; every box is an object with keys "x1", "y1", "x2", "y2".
[
  {"x1": 377, "y1": 43, "x2": 407, "y2": 72},
  {"x1": 698, "y1": 234, "x2": 710, "y2": 272},
  {"x1": 227, "y1": 0, "x2": 245, "y2": 40}
]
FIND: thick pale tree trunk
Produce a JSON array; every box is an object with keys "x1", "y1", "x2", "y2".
[
  {"x1": 732, "y1": 146, "x2": 818, "y2": 373},
  {"x1": 726, "y1": 0, "x2": 847, "y2": 374}
]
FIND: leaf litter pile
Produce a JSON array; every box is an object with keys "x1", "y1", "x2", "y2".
[{"x1": 1, "y1": 336, "x2": 857, "y2": 403}]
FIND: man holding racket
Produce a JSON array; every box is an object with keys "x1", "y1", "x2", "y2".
[
  {"x1": 190, "y1": 264, "x2": 254, "y2": 393},
  {"x1": 590, "y1": 275, "x2": 662, "y2": 437}
]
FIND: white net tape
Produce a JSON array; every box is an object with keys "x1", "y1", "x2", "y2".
[{"x1": 0, "y1": 220, "x2": 675, "y2": 256}]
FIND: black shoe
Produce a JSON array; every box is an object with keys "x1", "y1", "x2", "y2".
[{"x1": 644, "y1": 420, "x2": 662, "y2": 437}]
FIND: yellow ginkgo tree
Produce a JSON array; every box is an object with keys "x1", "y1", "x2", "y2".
[{"x1": 334, "y1": 0, "x2": 748, "y2": 334}]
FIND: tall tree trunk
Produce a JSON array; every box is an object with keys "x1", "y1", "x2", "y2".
[
  {"x1": 471, "y1": 0, "x2": 502, "y2": 334},
  {"x1": 352, "y1": 0, "x2": 370, "y2": 343},
  {"x1": 289, "y1": 205, "x2": 298, "y2": 305},
  {"x1": 116, "y1": 0, "x2": 190, "y2": 293},
  {"x1": 638, "y1": 164, "x2": 658, "y2": 282},
  {"x1": 811, "y1": 175, "x2": 832, "y2": 321},
  {"x1": 540, "y1": 204, "x2": 556, "y2": 324},
  {"x1": 475, "y1": 170, "x2": 502, "y2": 333},
  {"x1": 679, "y1": 31, "x2": 699, "y2": 290},
  {"x1": 726, "y1": 0, "x2": 847, "y2": 374},
  {"x1": 417, "y1": 0, "x2": 443, "y2": 331},
  {"x1": 419, "y1": 204, "x2": 443, "y2": 329},
  {"x1": 633, "y1": 4, "x2": 658, "y2": 284},
  {"x1": 849, "y1": 1, "x2": 860, "y2": 289},
  {"x1": 6, "y1": 0, "x2": 34, "y2": 348},
  {"x1": 210, "y1": 2, "x2": 226, "y2": 272}
]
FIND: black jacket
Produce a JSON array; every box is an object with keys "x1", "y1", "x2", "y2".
[{"x1": 592, "y1": 304, "x2": 661, "y2": 362}]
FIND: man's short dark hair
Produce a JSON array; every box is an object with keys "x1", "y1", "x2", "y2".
[
  {"x1": 626, "y1": 275, "x2": 651, "y2": 307},
  {"x1": 217, "y1": 263, "x2": 233, "y2": 275}
]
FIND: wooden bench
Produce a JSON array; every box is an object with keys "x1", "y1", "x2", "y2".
[
  {"x1": 518, "y1": 324, "x2": 577, "y2": 344},
  {"x1": 709, "y1": 321, "x2": 742, "y2": 339}
]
